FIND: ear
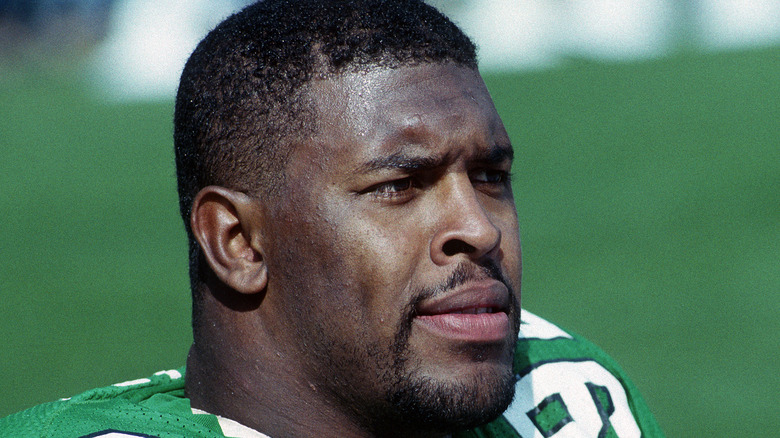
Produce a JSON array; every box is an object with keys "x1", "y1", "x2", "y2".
[{"x1": 190, "y1": 186, "x2": 267, "y2": 294}]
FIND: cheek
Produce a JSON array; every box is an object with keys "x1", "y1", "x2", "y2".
[
  {"x1": 272, "y1": 197, "x2": 423, "y2": 336},
  {"x1": 498, "y1": 211, "x2": 522, "y2": 289},
  {"x1": 500, "y1": 211, "x2": 521, "y2": 253},
  {"x1": 334, "y1": 216, "x2": 421, "y2": 323}
]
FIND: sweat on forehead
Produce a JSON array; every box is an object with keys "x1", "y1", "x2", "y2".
[{"x1": 308, "y1": 63, "x2": 509, "y2": 160}]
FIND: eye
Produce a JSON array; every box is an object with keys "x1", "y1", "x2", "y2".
[
  {"x1": 368, "y1": 177, "x2": 416, "y2": 200},
  {"x1": 471, "y1": 169, "x2": 510, "y2": 184}
]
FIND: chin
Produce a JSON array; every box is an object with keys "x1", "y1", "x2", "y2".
[{"x1": 387, "y1": 356, "x2": 517, "y2": 432}]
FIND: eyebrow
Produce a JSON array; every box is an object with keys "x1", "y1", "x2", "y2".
[
  {"x1": 358, "y1": 152, "x2": 445, "y2": 173},
  {"x1": 474, "y1": 143, "x2": 514, "y2": 165},
  {"x1": 357, "y1": 143, "x2": 514, "y2": 174}
]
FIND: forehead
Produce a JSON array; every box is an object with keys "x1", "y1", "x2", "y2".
[{"x1": 306, "y1": 63, "x2": 509, "y2": 161}]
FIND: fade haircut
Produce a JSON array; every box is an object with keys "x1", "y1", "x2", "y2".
[{"x1": 174, "y1": 0, "x2": 477, "y2": 295}]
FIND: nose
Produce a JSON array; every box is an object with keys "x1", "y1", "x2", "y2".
[{"x1": 430, "y1": 174, "x2": 501, "y2": 266}]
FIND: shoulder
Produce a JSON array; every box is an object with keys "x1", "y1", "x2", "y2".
[
  {"x1": 0, "y1": 369, "x2": 225, "y2": 438},
  {"x1": 467, "y1": 310, "x2": 665, "y2": 438}
]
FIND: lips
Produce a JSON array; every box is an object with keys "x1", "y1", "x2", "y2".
[{"x1": 413, "y1": 280, "x2": 512, "y2": 343}]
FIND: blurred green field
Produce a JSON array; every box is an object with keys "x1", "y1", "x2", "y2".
[{"x1": 1, "y1": 47, "x2": 778, "y2": 436}]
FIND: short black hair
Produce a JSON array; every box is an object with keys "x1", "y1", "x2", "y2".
[{"x1": 174, "y1": 0, "x2": 477, "y2": 294}]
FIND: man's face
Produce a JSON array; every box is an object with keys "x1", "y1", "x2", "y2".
[{"x1": 260, "y1": 63, "x2": 522, "y2": 434}]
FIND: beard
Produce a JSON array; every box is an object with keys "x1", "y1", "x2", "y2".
[
  {"x1": 381, "y1": 260, "x2": 521, "y2": 433},
  {"x1": 297, "y1": 260, "x2": 521, "y2": 436},
  {"x1": 387, "y1": 365, "x2": 517, "y2": 432}
]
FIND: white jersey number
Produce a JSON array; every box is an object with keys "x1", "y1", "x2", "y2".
[{"x1": 504, "y1": 361, "x2": 641, "y2": 438}]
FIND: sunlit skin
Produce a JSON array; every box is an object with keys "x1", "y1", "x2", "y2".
[{"x1": 186, "y1": 63, "x2": 523, "y2": 438}]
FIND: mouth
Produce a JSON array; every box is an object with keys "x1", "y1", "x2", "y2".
[
  {"x1": 413, "y1": 280, "x2": 512, "y2": 344},
  {"x1": 447, "y1": 307, "x2": 502, "y2": 314}
]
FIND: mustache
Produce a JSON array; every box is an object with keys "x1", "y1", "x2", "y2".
[{"x1": 409, "y1": 260, "x2": 515, "y2": 315}]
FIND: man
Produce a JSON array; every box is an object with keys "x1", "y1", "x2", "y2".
[{"x1": 1, "y1": 0, "x2": 663, "y2": 437}]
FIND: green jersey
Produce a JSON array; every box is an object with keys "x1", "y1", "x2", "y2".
[{"x1": 1, "y1": 311, "x2": 663, "y2": 437}]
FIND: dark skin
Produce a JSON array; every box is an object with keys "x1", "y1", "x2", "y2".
[{"x1": 186, "y1": 63, "x2": 523, "y2": 438}]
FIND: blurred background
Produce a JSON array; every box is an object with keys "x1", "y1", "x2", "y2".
[{"x1": 1, "y1": 1, "x2": 777, "y2": 436}]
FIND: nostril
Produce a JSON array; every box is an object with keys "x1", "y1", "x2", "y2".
[{"x1": 442, "y1": 239, "x2": 476, "y2": 256}]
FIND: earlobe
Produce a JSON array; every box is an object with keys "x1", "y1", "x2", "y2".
[{"x1": 190, "y1": 186, "x2": 268, "y2": 294}]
